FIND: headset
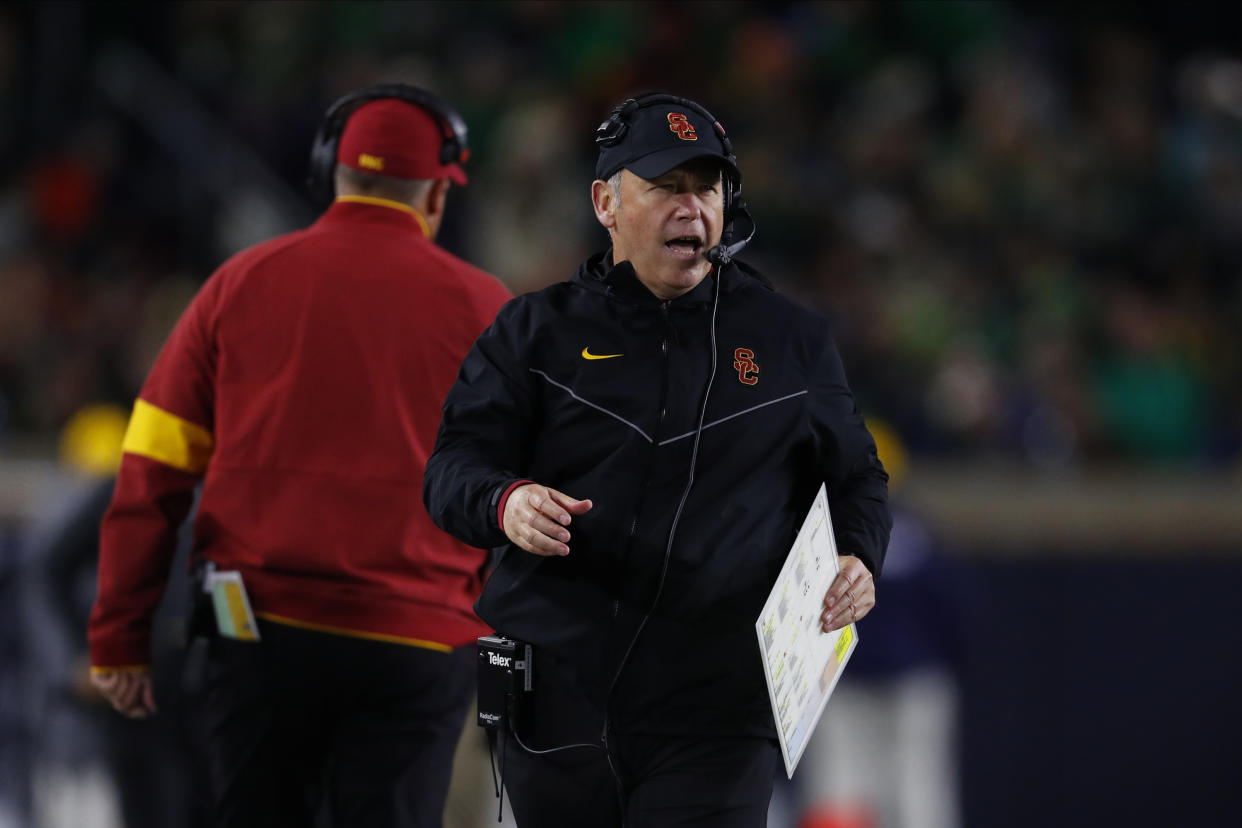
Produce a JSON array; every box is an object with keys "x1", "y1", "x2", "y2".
[
  {"x1": 305, "y1": 83, "x2": 470, "y2": 207},
  {"x1": 594, "y1": 93, "x2": 756, "y2": 265}
]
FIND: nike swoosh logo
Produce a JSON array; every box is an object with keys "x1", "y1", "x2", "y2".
[{"x1": 581, "y1": 347, "x2": 623, "y2": 360}]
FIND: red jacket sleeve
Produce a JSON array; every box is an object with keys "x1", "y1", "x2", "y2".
[{"x1": 87, "y1": 271, "x2": 222, "y2": 668}]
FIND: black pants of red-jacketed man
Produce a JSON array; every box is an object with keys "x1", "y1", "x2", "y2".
[{"x1": 200, "y1": 619, "x2": 473, "y2": 828}]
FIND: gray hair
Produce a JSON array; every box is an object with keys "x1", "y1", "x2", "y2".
[
  {"x1": 334, "y1": 164, "x2": 435, "y2": 203},
  {"x1": 608, "y1": 171, "x2": 622, "y2": 208}
]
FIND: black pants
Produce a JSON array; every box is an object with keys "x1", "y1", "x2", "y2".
[
  {"x1": 200, "y1": 620, "x2": 473, "y2": 828},
  {"x1": 103, "y1": 641, "x2": 208, "y2": 828},
  {"x1": 498, "y1": 650, "x2": 779, "y2": 828}
]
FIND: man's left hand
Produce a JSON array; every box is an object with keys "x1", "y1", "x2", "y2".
[
  {"x1": 820, "y1": 555, "x2": 875, "y2": 633},
  {"x1": 90, "y1": 668, "x2": 157, "y2": 718}
]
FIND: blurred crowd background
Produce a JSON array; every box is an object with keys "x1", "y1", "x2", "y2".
[
  {"x1": 1, "y1": 0, "x2": 1241, "y2": 468},
  {"x1": 1, "y1": 2, "x2": 1240, "y2": 828}
]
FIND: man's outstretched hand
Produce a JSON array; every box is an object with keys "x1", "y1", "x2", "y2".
[{"x1": 502, "y1": 483, "x2": 593, "y2": 556}]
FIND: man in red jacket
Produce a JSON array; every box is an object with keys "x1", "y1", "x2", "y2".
[{"x1": 88, "y1": 85, "x2": 511, "y2": 828}]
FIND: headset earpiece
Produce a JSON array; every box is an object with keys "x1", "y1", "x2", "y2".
[{"x1": 594, "y1": 98, "x2": 641, "y2": 149}]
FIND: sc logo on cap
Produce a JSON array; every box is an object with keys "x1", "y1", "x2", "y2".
[{"x1": 667, "y1": 113, "x2": 697, "y2": 141}]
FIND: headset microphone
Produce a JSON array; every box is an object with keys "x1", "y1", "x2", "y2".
[{"x1": 707, "y1": 202, "x2": 757, "y2": 266}]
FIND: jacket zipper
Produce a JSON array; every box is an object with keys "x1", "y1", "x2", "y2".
[
  {"x1": 605, "y1": 300, "x2": 675, "y2": 796},
  {"x1": 614, "y1": 301, "x2": 674, "y2": 620}
]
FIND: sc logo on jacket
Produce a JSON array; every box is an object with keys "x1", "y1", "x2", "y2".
[{"x1": 733, "y1": 348, "x2": 759, "y2": 386}]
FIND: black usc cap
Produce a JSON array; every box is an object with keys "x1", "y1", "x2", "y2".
[{"x1": 594, "y1": 95, "x2": 740, "y2": 184}]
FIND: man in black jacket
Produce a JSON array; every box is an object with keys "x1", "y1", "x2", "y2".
[{"x1": 424, "y1": 93, "x2": 891, "y2": 827}]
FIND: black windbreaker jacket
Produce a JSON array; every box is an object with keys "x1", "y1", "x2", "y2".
[{"x1": 425, "y1": 250, "x2": 891, "y2": 737}]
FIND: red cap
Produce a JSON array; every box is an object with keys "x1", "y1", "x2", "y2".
[{"x1": 337, "y1": 99, "x2": 467, "y2": 185}]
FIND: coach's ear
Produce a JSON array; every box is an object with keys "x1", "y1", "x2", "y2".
[
  {"x1": 418, "y1": 178, "x2": 452, "y2": 240},
  {"x1": 591, "y1": 178, "x2": 618, "y2": 232}
]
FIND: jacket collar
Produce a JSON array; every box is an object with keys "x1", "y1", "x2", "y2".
[
  {"x1": 315, "y1": 198, "x2": 432, "y2": 238},
  {"x1": 572, "y1": 248, "x2": 771, "y2": 307}
]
